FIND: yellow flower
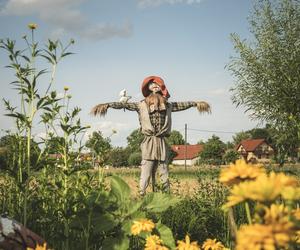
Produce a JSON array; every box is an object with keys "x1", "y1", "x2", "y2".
[
  {"x1": 295, "y1": 230, "x2": 300, "y2": 244},
  {"x1": 202, "y1": 238, "x2": 227, "y2": 250},
  {"x1": 28, "y1": 23, "x2": 38, "y2": 30},
  {"x1": 281, "y1": 186, "x2": 300, "y2": 200},
  {"x1": 176, "y1": 235, "x2": 200, "y2": 250},
  {"x1": 236, "y1": 223, "x2": 293, "y2": 250},
  {"x1": 219, "y1": 159, "x2": 265, "y2": 186},
  {"x1": 131, "y1": 219, "x2": 155, "y2": 235},
  {"x1": 145, "y1": 235, "x2": 163, "y2": 250},
  {"x1": 26, "y1": 243, "x2": 47, "y2": 250},
  {"x1": 64, "y1": 86, "x2": 69, "y2": 91},
  {"x1": 263, "y1": 204, "x2": 289, "y2": 224},
  {"x1": 292, "y1": 208, "x2": 300, "y2": 220},
  {"x1": 223, "y1": 172, "x2": 299, "y2": 208}
]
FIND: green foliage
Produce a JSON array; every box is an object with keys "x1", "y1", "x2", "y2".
[
  {"x1": 107, "y1": 147, "x2": 130, "y2": 167},
  {"x1": 161, "y1": 196, "x2": 227, "y2": 245},
  {"x1": 198, "y1": 135, "x2": 226, "y2": 165},
  {"x1": 1, "y1": 27, "x2": 75, "y2": 227},
  {"x1": 128, "y1": 151, "x2": 142, "y2": 166},
  {"x1": 85, "y1": 131, "x2": 112, "y2": 166},
  {"x1": 223, "y1": 150, "x2": 240, "y2": 164},
  {"x1": 166, "y1": 130, "x2": 185, "y2": 145},
  {"x1": 232, "y1": 131, "x2": 251, "y2": 146},
  {"x1": 228, "y1": 0, "x2": 300, "y2": 147},
  {"x1": 126, "y1": 129, "x2": 144, "y2": 153}
]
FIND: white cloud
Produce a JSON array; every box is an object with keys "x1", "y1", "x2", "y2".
[
  {"x1": 207, "y1": 88, "x2": 227, "y2": 96},
  {"x1": 137, "y1": 0, "x2": 203, "y2": 8},
  {"x1": 0, "y1": 0, "x2": 133, "y2": 41},
  {"x1": 86, "y1": 121, "x2": 129, "y2": 138}
]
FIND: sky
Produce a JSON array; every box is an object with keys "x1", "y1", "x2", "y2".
[{"x1": 0, "y1": 0, "x2": 261, "y2": 146}]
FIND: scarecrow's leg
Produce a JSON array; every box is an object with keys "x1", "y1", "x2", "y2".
[
  {"x1": 157, "y1": 161, "x2": 170, "y2": 193},
  {"x1": 151, "y1": 161, "x2": 158, "y2": 192},
  {"x1": 139, "y1": 160, "x2": 155, "y2": 196}
]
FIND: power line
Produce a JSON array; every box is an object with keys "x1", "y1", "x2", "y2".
[{"x1": 187, "y1": 128, "x2": 237, "y2": 134}]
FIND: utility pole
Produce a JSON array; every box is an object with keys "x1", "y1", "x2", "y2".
[{"x1": 184, "y1": 123, "x2": 187, "y2": 171}]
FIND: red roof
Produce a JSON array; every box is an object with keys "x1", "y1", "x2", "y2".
[
  {"x1": 171, "y1": 144, "x2": 203, "y2": 160},
  {"x1": 236, "y1": 139, "x2": 265, "y2": 152}
]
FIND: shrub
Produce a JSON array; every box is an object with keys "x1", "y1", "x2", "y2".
[{"x1": 128, "y1": 152, "x2": 142, "y2": 167}]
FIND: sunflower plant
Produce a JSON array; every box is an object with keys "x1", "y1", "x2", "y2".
[{"x1": 219, "y1": 159, "x2": 300, "y2": 250}]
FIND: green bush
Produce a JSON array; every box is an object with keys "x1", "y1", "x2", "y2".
[{"x1": 128, "y1": 152, "x2": 142, "y2": 166}]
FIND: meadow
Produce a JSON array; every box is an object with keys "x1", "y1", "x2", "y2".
[{"x1": 1, "y1": 21, "x2": 300, "y2": 250}]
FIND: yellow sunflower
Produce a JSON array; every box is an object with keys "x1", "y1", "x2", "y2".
[
  {"x1": 202, "y1": 238, "x2": 228, "y2": 250},
  {"x1": 224, "y1": 172, "x2": 299, "y2": 208},
  {"x1": 131, "y1": 219, "x2": 155, "y2": 235},
  {"x1": 219, "y1": 159, "x2": 265, "y2": 186},
  {"x1": 281, "y1": 186, "x2": 300, "y2": 201},
  {"x1": 236, "y1": 222, "x2": 293, "y2": 250},
  {"x1": 223, "y1": 181, "x2": 251, "y2": 208},
  {"x1": 176, "y1": 235, "x2": 200, "y2": 250},
  {"x1": 26, "y1": 243, "x2": 47, "y2": 250},
  {"x1": 263, "y1": 204, "x2": 289, "y2": 224},
  {"x1": 145, "y1": 235, "x2": 162, "y2": 250}
]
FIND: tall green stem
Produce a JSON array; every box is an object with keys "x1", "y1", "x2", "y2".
[{"x1": 245, "y1": 202, "x2": 252, "y2": 225}]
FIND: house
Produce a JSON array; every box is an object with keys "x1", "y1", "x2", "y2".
[
  {"x1": 235, "y1": 139, "x2": 274, "y2": 163},
  {"x1": 171, "y1": 144, "x2": 203, "y2": 166}
]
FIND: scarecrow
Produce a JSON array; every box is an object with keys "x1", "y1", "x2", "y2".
[{"x1": 91, "y1": 76, "x2": 211, "y2": 195}]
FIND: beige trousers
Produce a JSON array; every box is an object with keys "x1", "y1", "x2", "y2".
[{"x1": 139, "y1": 160, "x2": 170, "y2": 195}]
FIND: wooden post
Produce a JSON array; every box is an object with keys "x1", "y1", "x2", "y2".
[{"x1": 184, "y1": 123, "x2": 187, "y2": 171}]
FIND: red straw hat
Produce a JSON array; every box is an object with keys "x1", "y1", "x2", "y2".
[{"x1": 141, "y1": 76, "x2": 170, "y2": 98}]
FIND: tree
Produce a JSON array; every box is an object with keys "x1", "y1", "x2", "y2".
[
  {"x1": 126, "y1": 129, "x2": 144, "y2": 153},
  {"x1": 232, "y1": 131, "x2": 252, "y2": 146},
  {"x1": 166, "y1": 130, "x2": 185, "y2": 145},
  {"x1": 198, "y1": 135, "x2": 226, "y2": 165},
  {"x1": 85, "y1": 131, "x2": 112, "y2": 166},
  {"x1": 128, "y1": 152, "x2": 142, "y2": 166},
  {"x1": 228, "y1": 0, "x2": 300, "y2": 140},
  {"x1": 107, "y1": 147, "x2": 130, "y2": 167},
  {"x1": 223, "y1": 150, "x2": 240, "y2": 164}
]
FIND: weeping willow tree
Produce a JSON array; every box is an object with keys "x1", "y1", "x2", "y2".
[{"x1": 228, "y1": 0, "x2": 300, "y2": 162}]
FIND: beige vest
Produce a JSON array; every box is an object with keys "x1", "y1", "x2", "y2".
[{"x1": 138, "y1": 101, "x2": 172, "y2": 161}]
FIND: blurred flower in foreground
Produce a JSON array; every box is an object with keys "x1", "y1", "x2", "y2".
[
  {"x1": 223, "y1": 172, "x2": 299, "y2": 208},
  {"x1": 28, "y1": 23, "x2": 37, "y2": 30},
  {"x1": 145, "y1": 235, "x2": 168, "y2": 250},
  {"x1": 219, "y1": 159, "x2": 265, "y2": 186},
  {"x1": 202, "y1": 238, "x2": 228, "y2": 250},
  {"x1": 64, "y1": 86, "x2": 69, "y2": 91},
  {"x1": 131, "y1": 219, "x2": 155, "y2": 235},
  {"x1": 263, "y1": 204, "x2": 289, "y2": 224},
  {"x1": 176, "y1": 235, "x2": 200, "y2": 250},
  {"x1": 26, "y1": 243, "x2": 47, "y2": 250},
  {"x1": 236, "y1": 223, "x2": 293, "y2": 250}
]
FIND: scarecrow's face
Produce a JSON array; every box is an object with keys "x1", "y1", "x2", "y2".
[{"x1": 148, "y1": 82, "x2": 161, "y2": 94}]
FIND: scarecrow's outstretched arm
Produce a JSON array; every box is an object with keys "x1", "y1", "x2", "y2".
[
  {"x1": 91, "y1": 102, "x2": 139, "y2": 116},
  {"x1": 171, "y1": 101, "x2": 211, "y2": 114}
]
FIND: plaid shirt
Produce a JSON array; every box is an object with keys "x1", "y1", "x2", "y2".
[{"x1": 108, "y1": 101, "x2": 196, "y2": 133}]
